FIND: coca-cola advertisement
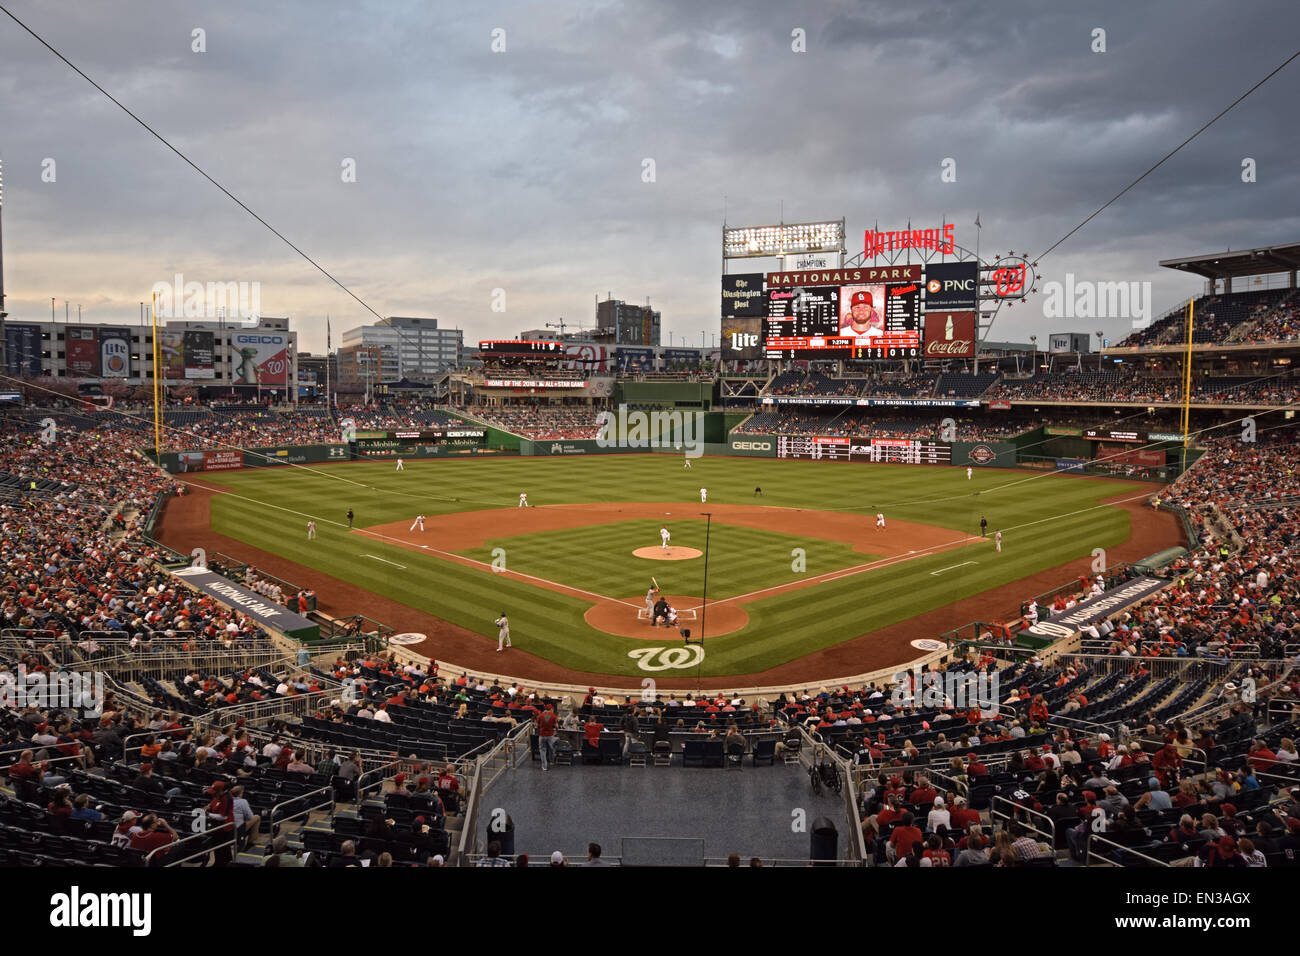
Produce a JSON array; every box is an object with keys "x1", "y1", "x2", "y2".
[{"x1": 923, "y1": 311, "x2": 976, "y2": 358}]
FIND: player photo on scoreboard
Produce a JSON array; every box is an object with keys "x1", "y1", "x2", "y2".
[{"x1": 839, "y1": 284, "x2": 886, "y2": 341}]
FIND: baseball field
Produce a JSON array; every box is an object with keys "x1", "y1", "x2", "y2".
[{"x1": 158, "y1": 454, "x2": 1169, "y2": 683}]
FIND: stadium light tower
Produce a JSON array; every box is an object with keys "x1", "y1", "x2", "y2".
[
  {"x1": 1096, "y1": 330, "x2": 1105, "y2": 370},
  {"x1": 0, "y1": 157, "x2": 6, "y2": 372},
  {"x1": 1029, "y1": 334, "x2": 1037, "y2": 373}
]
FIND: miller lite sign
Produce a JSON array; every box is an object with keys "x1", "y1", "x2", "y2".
[
  {"x1": 923, "y1": 311, "x2": 976, "y2": 358},
  {"x1": 99, "y1": 328, "x2": 132, "y2": 378}
]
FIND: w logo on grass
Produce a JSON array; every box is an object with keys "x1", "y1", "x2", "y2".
[
  {"x1": 628, "y1": 645, "x2": 704, "y2": 671},
  {"x1": 596, "y1": 404, "x2": 704, "y2": 458}
]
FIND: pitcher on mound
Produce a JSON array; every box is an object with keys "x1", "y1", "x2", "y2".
[{"x1": 660, "y1": 527, "x2": 670, "y2": 551}]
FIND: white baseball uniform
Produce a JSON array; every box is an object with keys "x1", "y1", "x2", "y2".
[
  {"x1": 645, "y1": 588, "x2": 656, "y2": 618},
  {"x1": 995, "y1": 531, "x2": 1003, "y2": 553},
  {"x1": 410, "y1": 514, "x2": 425, "y2": 532},
  {"x1": 518, "y1": 493, "x2": 528, "y2": 508},
  {"x1": 495, "y1": 615, "x2": 511, "y2": 650},
  {"x1": 306, "y1": 521, "x2": 316, "y2": 540},
  {"x1": 700, "y1": 488, "x2": 707, "y2": 503},
  {"x1": 396, "y1": 458, "x2": 404, "y2": 471},
  {"x1": 967, "y1": 467, "x2": 972, "y2": 480},
  {"x1": 660, "y1": 528, "x2": 670, "y2": 551},
  {"x1": 683, "y1": 456, "x2": 692, "y2": 469},
  {"x1": 876, "y1": 512, "x2": 885, "y2": 528}
]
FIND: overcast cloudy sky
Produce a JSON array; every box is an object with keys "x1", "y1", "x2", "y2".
[{"x1": 1, "y1": 0, "x2": 1297, "y2": 353}]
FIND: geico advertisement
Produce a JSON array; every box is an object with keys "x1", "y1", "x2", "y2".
[{"x1": 232, "y1": 333, "x2": 290, "y2": 385}]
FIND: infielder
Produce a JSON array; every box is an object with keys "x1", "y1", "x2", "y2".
[
  {"x1": 967, "y1": 466, "x2": 973, "y2": 480},
  {"x1": 660, "y1": 527, "x2": 671, "y2": 551},
  {"x1": 518, "y1": 492, "x2": 529, "y2": 508},
  {"x1": 495, "y1": 612, "x2": 511, "y2": 651},
  {"x1": 410, "y1": 514, "x2": 425, "y2": 532},
  {"x1": 700, "y1": 487, "x2": 707, "y2": 504},
  {"x1": 396, "y1": 458, "x2": 405, "y2": 472},
  {"x1": 876, "y1": 511, "x2": 886, "y2": 529},
  {"x1": 307, "y1": 520, "x2": 317, "y2": 540},
  {"x1": 995, "y1": 530, "x2": 1003, "y2": 553}
]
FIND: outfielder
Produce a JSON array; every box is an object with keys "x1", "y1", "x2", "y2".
[
  {"x1": 410, "y1": 514, "x2": 426, "y2": 532},
  {"x1": 495, "y1": 612, "x2": 511, "y2": 651},
  {"x1": 660, "y1": 527, "x2": 670, "y2": 551},
  {"x1": 876, "y1": 511, "x2": 886, "y2": 529},
  {"x1": 700, "y1": 487, "x2": 707, "y2": 504},
  {"x1": 518, "y1": 492, "x2": 529, "y2": 508},
  {"x1": 307, "y1": 520, "x2": 317, "y2": 540},
  {"x1": 995, "y1": 530, "x2": 1003, "y2": 553},
  {"x1": 396, "y1": 458, "x2": 405, "y2": 471},
  {"x1": 967, "y1": 466, "x2": 972, "y2": 480},
  {"x1": 683, "y1": 454, "x2": 692, "y2": 470}
]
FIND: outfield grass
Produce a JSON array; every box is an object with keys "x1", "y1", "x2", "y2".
[{"x1": 197, "y1": 455, "x2": 1146, "y2": 677}]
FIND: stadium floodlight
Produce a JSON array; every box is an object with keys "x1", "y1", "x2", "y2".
[{"x1": 722, "y1": 219, "x2": 845, "y2": 259}]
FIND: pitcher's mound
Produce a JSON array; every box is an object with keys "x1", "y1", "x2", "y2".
[{"x1": 633, "y1": 546, "x2": 702, "y2": 561}]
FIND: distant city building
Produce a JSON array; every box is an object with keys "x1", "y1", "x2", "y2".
[
  {"x1": 340, "y1": 316, "x2": 462, "y2": 381},
  {"x1": 596, "y1": 298, "x2": 661, "y2": 346}
]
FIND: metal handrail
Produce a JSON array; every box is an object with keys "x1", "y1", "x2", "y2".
[
  {"x1": 1085, "y1": 831, "x2": 1171, "y2": 867},
  {"x1": 990, "y1": 795, "x2": 1056, "y2": 849},
  {"x1": 268, "y1": 785, "x2": 335, "y2": 833},
  {"x1": 147, "y1": 822, "x2": 236, "y2": 867}
]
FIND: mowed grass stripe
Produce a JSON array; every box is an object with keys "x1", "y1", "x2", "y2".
[
  {"x1": 201, "y1": 457, "x2": 1148, "y2": 676},
  {"x1": 461, "y1": 520, "x2": 874, "y2": 600}
]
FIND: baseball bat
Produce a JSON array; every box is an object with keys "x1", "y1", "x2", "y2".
[{"x1": 652, "y1": 576, "x2": 660, "y2": 591}]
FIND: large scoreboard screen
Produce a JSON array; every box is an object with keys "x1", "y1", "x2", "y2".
[
  {"x1": 776, "y1": 435, "x2": 951, "y2": 464},
  {"x1": 763, "y1": 266, "x2": 923, "y2": 360}
]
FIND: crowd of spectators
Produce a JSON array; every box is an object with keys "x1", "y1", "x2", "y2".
[
  {"x1": 1120, "y1": 289, "x2": 1300, "y2": 349},
  {"x1": 456, "y1": 405, "x2": 604, "y2": 440},
  {"x1": 733, "y1": 410, "x2": 1042, "y2": 441}
]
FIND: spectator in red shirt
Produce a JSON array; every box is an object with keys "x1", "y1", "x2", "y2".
[
  {"x1": 536, "y1": 705, "x2": 559, "y2": 770},
  {"x1": 922, "y1": 834, "x2": 952, "y2": 866},
  {"x1": 950, "y1": 796, "x2": 981, "y2": 832},
  {"x1": 436, "y1": 765, "x2": 460, "y2": 794},
  {"x1": 888, "y1": 812, "x2": 924, "y2": 863},
  {"x1": 583, "y1": 718, "x2": 604, "y2": 748},
  {"x1": 1247, "y1": 740, "x2": 1279, "y2": 773},
  {"x1": 129, "y1": 813, "x2": 178, "y2": 860},
  {"x1": 967, "y1": 754, "x2": 988, "y2": 776}
]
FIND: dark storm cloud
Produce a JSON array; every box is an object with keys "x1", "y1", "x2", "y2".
[{"x1": 0, "y1": 0, "x2": 1296, "y2": 349}]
